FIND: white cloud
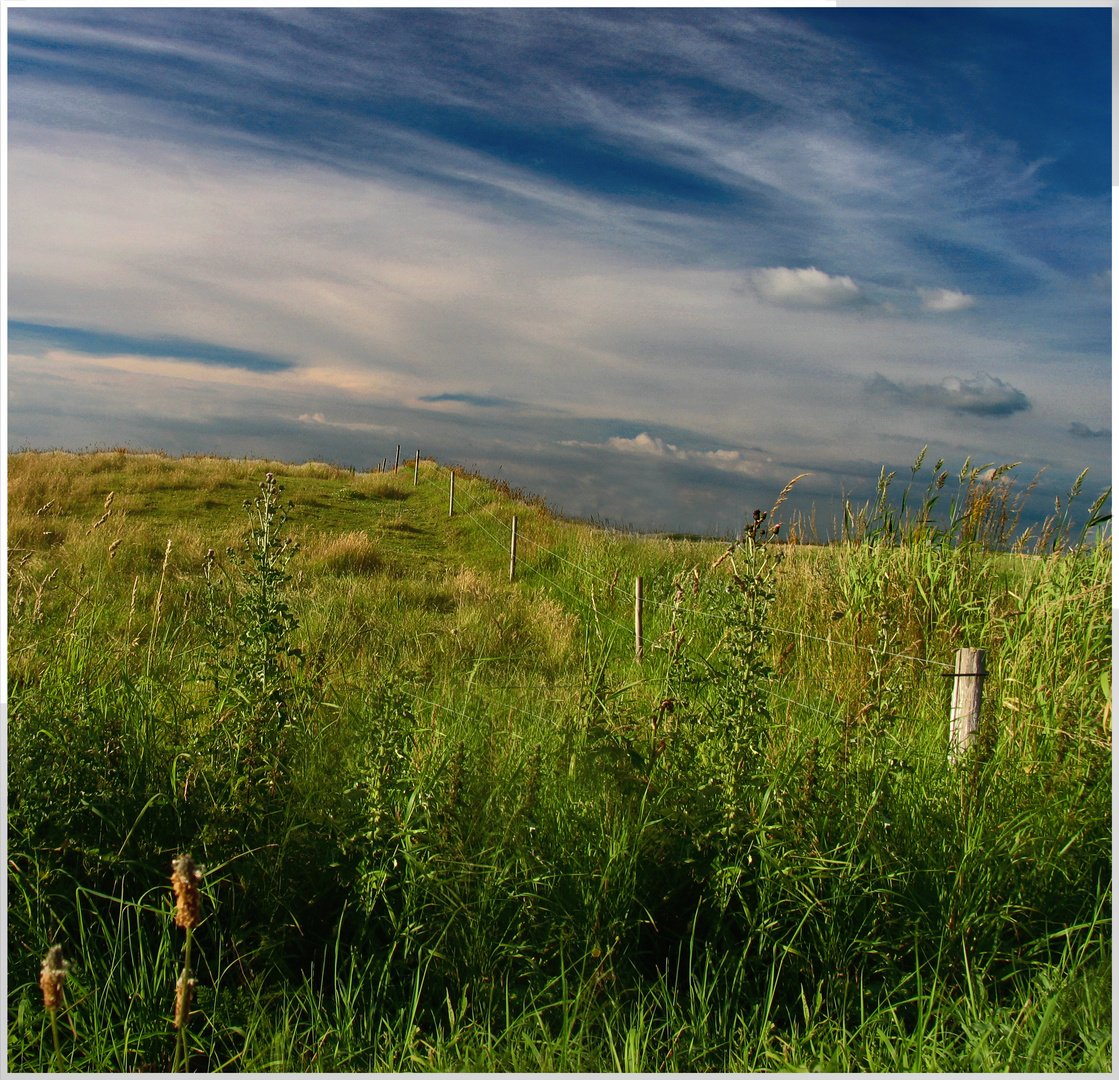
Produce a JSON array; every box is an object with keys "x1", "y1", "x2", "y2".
[
  {"x1": 752, "y1": 266, "x2": 860, "y2": 307},
  {"x1": 562, "y1": 432, "x2": 770, "y2": 477},
  {"x1": 296, "y1": 413, "x2": 391, "y2": 434},
  {"x1": 918, "y1": 287, "x2": 975, "y2": 313}
]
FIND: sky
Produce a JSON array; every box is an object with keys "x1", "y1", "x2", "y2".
[{"x1": 5, "y1": 5, "x2": 1112, "y2": 536}]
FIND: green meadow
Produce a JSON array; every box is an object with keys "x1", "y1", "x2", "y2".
[{"x1": 7, "y1": 447, "x2": 1111, "y2": 1071}]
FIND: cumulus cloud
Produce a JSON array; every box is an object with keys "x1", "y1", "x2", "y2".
[
  {"x1": 867, "y1": 372, "x2": 1030, "y2": 417},
  {"x1": 918, "y1": 287, "x2": 976, "y2": 313},
  {"x1": 751, "y1": 266, "x2": 860, "y2": 307},
  {"x1": 562, "y1": 432, "x2": 770, "y2": 476}
]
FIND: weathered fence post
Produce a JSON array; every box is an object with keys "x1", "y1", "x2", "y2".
[
  {"x1": 394, "y1": 445, "x2": 401, "y2": 472},
  {"x1": 949, "y1": 647, "x2": 986, "y2": 762},
  {"x1": 635, "y1": 576, "x2": 643, "y2": 662},
  {"x1": 413, "y1": 450, "x2": 420, "y2": 487},
  {"x1": 382, "y1": 458, "x2": 388, "y2": 474},
  {"x1": 449, "y1": 470, "x2": 455, "y2": 517},
  {"x1": 509, "y1": 515, "x2": 518, "y2": 582}
]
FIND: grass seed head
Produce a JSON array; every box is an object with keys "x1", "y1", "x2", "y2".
[
  {"x1": 174, "y1": 969, "x2": 196, "y2": 1030},
  {"x1": 171, "y1": 854, "x2": 203, "y2": 929},
  {"x1": 39, "y1": 945, "x2": 69, "y2": 1011}
]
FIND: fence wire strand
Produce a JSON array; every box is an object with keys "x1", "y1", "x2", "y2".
[
  {"x1": 400, "y1": 459, "x2": 1103, "y2": 728},
  {"x1": 430, "y1": 465, "x2": 956, "y2": 672}
]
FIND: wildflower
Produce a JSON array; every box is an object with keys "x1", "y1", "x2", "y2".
[
  {"x1": 171, "y1": 854, "x2": 203, "y2": 929},
  {"x1": 39, "y1": 945, "x2": 69, "y2": 1012}
]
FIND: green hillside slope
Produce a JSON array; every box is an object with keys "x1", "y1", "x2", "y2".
[{"x1": 8, "y1": 449, "x2": 1111, "y2": 1072}]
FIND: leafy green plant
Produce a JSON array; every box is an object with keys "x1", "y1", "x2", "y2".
[
  {"x1": 6, "y1": 450, "x2": 1111, "y2": 1071},
  {"x1": 203, "y1": 472, "x2": 302, "y2": 731}
]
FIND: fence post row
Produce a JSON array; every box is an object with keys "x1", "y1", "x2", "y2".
[
  {"x1": 635, "y1": 576, "x2": 643, "y2": 662},
  {"x1": 949, "y1": 647, "x2": 986, "y2": 763},
  {"x1": 426, "y1": 468, "x2": 991, "y2": 753}
]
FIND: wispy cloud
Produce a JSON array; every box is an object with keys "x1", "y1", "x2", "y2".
[
  {"x1": 9, "y1": 321, "x2": 293, "y2": 372},
  {"x1": 562, "y1": 432, "x2": 772, "y2": 477},
  {"x1": 418, "y1": 393, "x2": 524, "y2": 410},
  {"x1": 5, "y1": 8, "x2": 1110, "y2": 532}
]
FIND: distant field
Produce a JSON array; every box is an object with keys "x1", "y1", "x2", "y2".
[{"x1": 8, "y1": 448, "x2": 1111, "y2": 1071}]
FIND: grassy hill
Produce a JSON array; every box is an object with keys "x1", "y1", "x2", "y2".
[{"x1": 7, "y1": 448, "x2": 1111, "y2": 1071}]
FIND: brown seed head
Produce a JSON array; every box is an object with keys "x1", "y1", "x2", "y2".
[
  {"x1": 171, "y1": 854, "x2": 203, "y2": 929},
  {"x1": 174, "y1": 970, "x2": 195, "y2": 1030},
  {"x1": 39, "y1": 945, "x2": 69, "y2": 1012}
]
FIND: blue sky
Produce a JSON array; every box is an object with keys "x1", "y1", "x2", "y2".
[{"x1": 6, "y1": 6, "x2": 1111, "y2": 535}]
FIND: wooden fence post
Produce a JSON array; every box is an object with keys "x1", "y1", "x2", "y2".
[
  {"x1": 394, "y1": 445, "x2": 401, "y2": 472},
  {"x1": 414, "y1": 450, "x2": 420, "y2": 487},
  {"x1": 449, "y1": 470, "x2": 455, "y2": 517},
  {"x1": 635, "y1": 576, "x2": 643, "y2": 662},
  {"x1": 949, "y1": 647, "x2": 986, "y2": 762},
  {"x1": 382, "y1": 458, "x2": 388, "y2": 474},
  {"x1": 509, "y1": 515, "x2": 518, "y2": 582}
]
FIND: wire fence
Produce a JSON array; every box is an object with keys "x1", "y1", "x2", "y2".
[
  {"x1": 382, "y1": 456, "x2": 1106, "y2": 747},
  {"x1": 432, "y1": 465, "x2": 956, "y2": 671},
  {"x1": 404, "y1": 463, "x2": 949, "y2": 727}
]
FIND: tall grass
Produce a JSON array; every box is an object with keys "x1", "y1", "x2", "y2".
[{"x1": 7, "y1": 448, "x2": 1110, "y2": 1071}]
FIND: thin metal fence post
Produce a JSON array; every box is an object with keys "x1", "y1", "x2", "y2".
[
  {"x1": 510, "y1": 515, "x2": 518, "y2": 582},
  {"x1": 449, "y1": 470, "x2": 455, "y2": 517},
  {"x1": 414, "y1": 450, "x2": 420, "y2": 487}
]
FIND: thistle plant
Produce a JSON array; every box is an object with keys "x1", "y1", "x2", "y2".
[
  {"x1": 39, "y1": 944, "x2": 69, "y2": 1070},
  {"x1": 202, "y1": 472, "x2": 302, "y2": 753},
  {"x1": 715, "y1": 523, "x2": 778, "y2": 827},
  {"x1": 233, "y1": 473, "x2": 301, "y2": 715},
  {"x1": 171, "y1": 853, "x2": 203, "y2": 1073}
]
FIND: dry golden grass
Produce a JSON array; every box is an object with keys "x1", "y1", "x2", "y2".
[
  {"x1": 302, "y1": 530, "x2": 383, "y2": 576},
  {"x1": 8, "y1": 450, "x2": 354, "y2": 511}
]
